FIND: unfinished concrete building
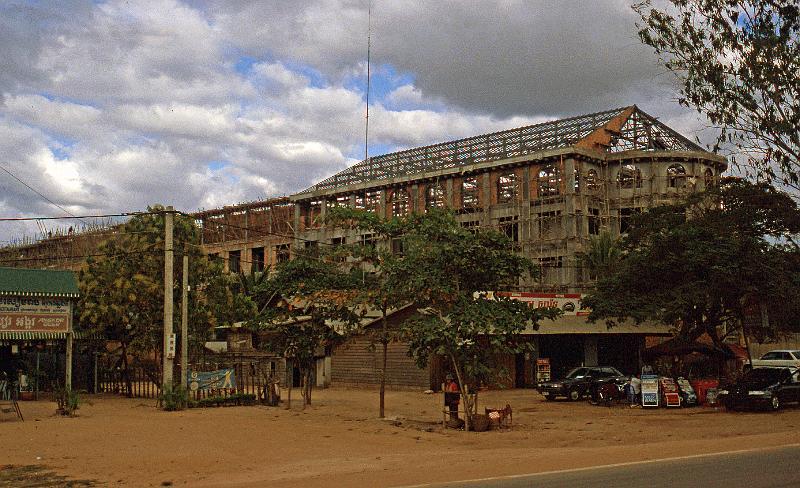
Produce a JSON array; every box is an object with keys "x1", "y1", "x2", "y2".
[{"x1": 289, "y1": 105, "x2": 727, "y2": 386}]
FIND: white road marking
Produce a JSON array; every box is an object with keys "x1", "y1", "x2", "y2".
[{"x1": 396, "y1": 442, "x2": 800, "y2": 487}]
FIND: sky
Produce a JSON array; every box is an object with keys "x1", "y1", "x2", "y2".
[{"x1": 0, "y1": 0, "x2": 714, "y2": 243}]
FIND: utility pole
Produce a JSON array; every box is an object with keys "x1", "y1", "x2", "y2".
[
  {"x1": 162, "y1": 206, "x2": 174, "y2": 390},
  {"x1": 181, "y1": 245, "x2": 189, "y2": 390}
]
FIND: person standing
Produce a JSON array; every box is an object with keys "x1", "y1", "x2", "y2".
[
  {"x1": 629, "y1": 374, "x2": 642, "y2": 407},
  {"x1": 444, "y1": 374, "x2": 460, "y2": 420}
]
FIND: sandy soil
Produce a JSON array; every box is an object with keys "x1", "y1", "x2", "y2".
[{"x1": 2, "y1": 388, "x2": 799, "y2": 487}]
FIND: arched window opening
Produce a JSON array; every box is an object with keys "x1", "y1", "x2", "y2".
[
  {"x1": 425, "y1": 183, "x2": 445, "y2": 209},
  {"x1": 704, "y1": 168, "x2": 715, "y2": 187},
  {"x1": 585, "y1": 169, "x2": 599, "y2": 192},
  {"x1": 390, "y1": 189, "x2": 410, "y2": 216},
  {"x1": 668, "y1": 164, "x2": 687, "y2": 188},
  {"x1": 497, "y1": 172, "x2": 519, "y2": 203},
  {"x1": 462, "y1": 177, "x2": 480, "y2": 208},
  {"x1": 617, "y1": 164, "x2": 642, "y2": 189},
  {"x1": 537, "y1": 164, "x2": 561, "y2": 198}
]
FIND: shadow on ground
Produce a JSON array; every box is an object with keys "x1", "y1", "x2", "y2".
[{"x1": 0, "y1": 465, "x2": 96, "y2": 487}]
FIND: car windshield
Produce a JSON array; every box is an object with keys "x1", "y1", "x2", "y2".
[
  {"x1": 743, "y1": 368, "x2": 788, "y2": 384},
  {"x1": 566, "y1": 367, "x2": 590, "y2": 379}
]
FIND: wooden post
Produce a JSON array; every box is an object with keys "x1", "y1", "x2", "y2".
[{"x1": 65, "y1": 302, "x2": 73, "y2": 390}]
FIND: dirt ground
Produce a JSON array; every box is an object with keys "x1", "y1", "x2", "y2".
[{"x1": 1, "y1": 388, "x2": 799, "y2": 487}]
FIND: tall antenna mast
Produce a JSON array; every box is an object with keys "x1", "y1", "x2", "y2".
[{"x1": 364, "y1": 0, "x2": 372, "y2": 166}]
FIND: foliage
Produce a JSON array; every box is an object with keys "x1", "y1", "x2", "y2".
[
  {"x1": 325, "y1": 206, "x2": 415, "y2": 418},
  {"x1": 250, "y1": 249, "x2": 363, "y2": 408},
  {"x1": 188, "y1": 393, "x2": 256, "y2": 408},
  {"x1": 578, "y1": 230, "x2": 622, "y2": 280},
  {"x1": 582, "y1": 177, "x2": 800, "y2": 347},
  {"x1": 389, "y1": 209, "x2": 559, "y2": 430},
  {"x1": 55, "y1": 388, "x2": 79, "y2": 417},
  {"x1": 159, "y1": 384, "x2": 189, "y2": 411},
  {"x1": 635, "y1": 0, "x2": 800, "y2": 190},
  {"x1": 78, "y1": 205, "x2": 257, "y2": 391}
]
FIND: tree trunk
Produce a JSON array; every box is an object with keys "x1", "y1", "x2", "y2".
[
  {"x1": 379, "y1": 310, "x2": 388, "y2": 418},
  {"x1": 285, "y1": 359, "x2": 292, "y2": 410},
  {"x1": 301, "y1": 368, "x2": 307, "y2": 410},
  {"x1": 120, "y1": 341, "x2": 133, "y2": 398}
]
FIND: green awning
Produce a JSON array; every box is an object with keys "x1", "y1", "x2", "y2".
[{"x1": 0, "y1": 267, "x2": 79, "y2": 298}]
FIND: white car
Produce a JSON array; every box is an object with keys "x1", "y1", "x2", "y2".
[{"x1": 745, "y1": 350, "x2": 800, "y2": 370}]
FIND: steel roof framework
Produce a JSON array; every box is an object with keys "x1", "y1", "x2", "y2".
[{"x1": 300, "y1": 106, "x2": 706, "y2": 194}]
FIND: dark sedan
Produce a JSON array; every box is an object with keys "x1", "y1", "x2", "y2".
[
  {"x1": 538, "y1": 366, "x2": 625, "y2": 401},
  {"x1": 718, "y1": 367, "x2": 800, "y2": 411}
]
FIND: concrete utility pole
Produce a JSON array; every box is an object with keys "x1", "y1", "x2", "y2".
[
  {"x1": 162, "y1": 206, "x2": 174, "y2": 390},
  {"x1": 181, "y1": 247, "x2": 189, "y2": 390}
]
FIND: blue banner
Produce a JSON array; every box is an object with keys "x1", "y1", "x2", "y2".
[{"x1": 187, "y1": 368, "x2": 236, "y2": 391}]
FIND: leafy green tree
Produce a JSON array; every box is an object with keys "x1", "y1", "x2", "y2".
[
  {"x1": 79, "y1": 206, "x2": 257, "y2": 394},
  {"x1": 582, "y1": 178, "x2": 800, "y2": 354},
  {"x1": 393, "y1": 209, "x2": 559, "y2": 431},
  {"x1": 252, "y1": 249, "x2": 362, "y2": 409},
  {"x1": 634, "y1": 1, "x2": 800, "y2": 189},
  {"x1": 326, "y1": 207, "x2": 413, "y2": 418}
]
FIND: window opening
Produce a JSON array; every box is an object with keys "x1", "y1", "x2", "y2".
[
  {"x1": 537, "y1": 164, "x2": 561, "y2": 198},
  {"x1": 497, "y1": 172, "x2": 519, "y2": 203}
]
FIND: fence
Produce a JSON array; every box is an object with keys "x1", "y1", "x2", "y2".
[{"x1": 98, "y1": 354, "x2": 284, "y2": 402}]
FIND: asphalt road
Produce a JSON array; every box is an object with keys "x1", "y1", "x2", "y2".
[{"x1": 401, "y1": 445, "x2": 800, "y2": 488}]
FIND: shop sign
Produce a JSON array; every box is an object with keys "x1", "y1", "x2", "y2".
[
  {"x1": 495, "y1": 292, "x2": 590, "y2": 316},
  {"x1": 0, "y1": 297, "x2": 70, "y2": 333},
  {"x1": 641, "y1": 374, "x2": 660, "y2": 407}
]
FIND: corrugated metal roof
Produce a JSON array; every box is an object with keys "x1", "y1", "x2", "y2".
[{"x1": 0, "y1": 267, "x2": 79, "y2": 298}]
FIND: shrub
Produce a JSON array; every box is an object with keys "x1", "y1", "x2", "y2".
[
  {"x1": 159, "y1": 384, "x2": 188, "y2": 411},
  {"x1": 55, "y1": 388, "x2": 80, "y2": 416}
]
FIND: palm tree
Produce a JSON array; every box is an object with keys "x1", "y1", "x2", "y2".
[{"x1": 579, "y1": 231, "x2": 621, "y2": 281}]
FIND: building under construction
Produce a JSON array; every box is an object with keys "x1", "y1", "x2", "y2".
[{"x1": 1, "y1": 105, "x2": 728, "y2": 388}]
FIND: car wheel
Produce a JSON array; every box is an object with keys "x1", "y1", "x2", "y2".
[
  {"x1": 568, "y1": 389, "x2": 581, "y2": 401},
  {"x1": 544, "y1": 395, "x2": 555, "y2": 401},
  {"x1": 742, "y1": 364, "x2": 752, "y2": 373},
  {"x1": 771, "y1": 396, "x2": 780, "y2": 411}
]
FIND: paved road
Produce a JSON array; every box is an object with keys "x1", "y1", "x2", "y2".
[{"x1": 401, "y1": 445, "x2": 800, "y2": 488}]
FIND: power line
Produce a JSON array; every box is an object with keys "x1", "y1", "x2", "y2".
[
  {"x1": 0, "y1": 211, "x2": 164, "y2": 222},
  {"x1": 0, "y1": 163, "x2": 78, "y2": 218}
]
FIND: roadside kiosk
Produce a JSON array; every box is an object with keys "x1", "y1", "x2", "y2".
[{"x1": 0, "y1": 267, "x2": 79, "y2": 416}]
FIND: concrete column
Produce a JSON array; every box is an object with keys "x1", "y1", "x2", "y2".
[
  {"x1": 583, "y1": 336, "x2": 598, "y2": 367},
  {"x1": 562, "y1": 158, "x2": 578, "y2": 287},
  {"x1": 379, "y1": 189, "x2": 387, "y2": 218},
  {"x1": 482, "y1": 172, "x2": 491, "y2": 225},
  {"x1": 410, "y1": 184, "x2": 419, "y2": 213},
  {"x1": 292, "y1": 203, "x2": 302, "y2": 257},
  {"x1": 446, "y1": 179, "x2": 455, "y2": 208}
]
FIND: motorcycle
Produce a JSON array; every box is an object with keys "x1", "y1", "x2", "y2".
[{"x1": 590, "y1": 377, "x2": 627, "y2": 406}]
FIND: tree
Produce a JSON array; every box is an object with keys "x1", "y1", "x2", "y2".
[
  {"x1": 634, "y1": 1, "x2": 800, "y2": 190},
  {"x1": 79, "y1": 206, "x2": 257, "y2": 394},
  {"x1": 578, "y1": 230, "x2": 621, "y2": 280},
  {"x1": 582, "y1": 178, "x2": 800, "y2": 356},
  {"x1": 252, "y1": 249, "x2": 362, "y2": 409},
  {"x1": 392, "y1": 209, "x2": 559, "y2": 431},
  {"x1": 326, "y1": 207, "x2": 414, "y2": 418}
]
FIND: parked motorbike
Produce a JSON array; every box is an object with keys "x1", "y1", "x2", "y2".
[{"x1": 590, "y1": 377, "x2": 627, "y2": 406}]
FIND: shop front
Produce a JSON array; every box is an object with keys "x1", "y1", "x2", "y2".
[{"x1": 0, "y1": 267, "x2": 79, "y2": 400}]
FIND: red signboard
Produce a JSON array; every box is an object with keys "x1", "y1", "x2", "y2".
[{"x1": 496, "y1": 292, "x2": 590, "y2": 316}]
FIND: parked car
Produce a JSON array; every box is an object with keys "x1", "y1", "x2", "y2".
[
  {"x1": 538, "y1": 366, "x2": 625, "y2": 401},
  {"x1": 743, "y1": 350, "x2": 800, "y2": 371},
  {"x1": 718, "y1": 367, "x2": 800, "y2": 411}
]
